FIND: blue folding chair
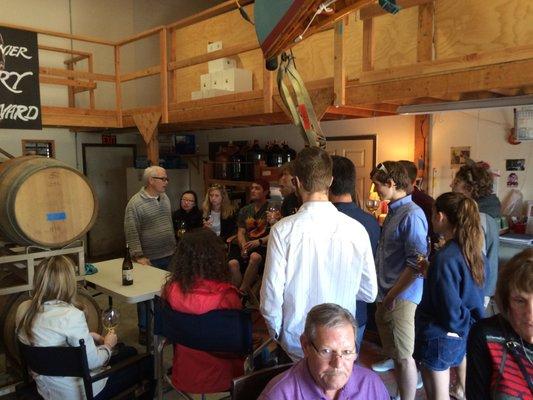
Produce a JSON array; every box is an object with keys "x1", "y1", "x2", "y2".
[{"x1": 153, "y1": 295, "x2": 254, "y2": 400}]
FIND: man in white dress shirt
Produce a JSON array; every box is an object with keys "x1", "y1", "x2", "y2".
[{"x1": 260, "y1": 147, "x2": 378, "y2": 360}]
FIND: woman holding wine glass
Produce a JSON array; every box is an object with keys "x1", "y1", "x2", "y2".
[
  {"x1": 16, "y1": 256, "x2": 154, "y2": 400},
  {"x1": 201, "y1": 184, "x2": 237, "y2": 242},
  {"x1": 172, "y1": 190, "x2": 203, "y2": 238}
]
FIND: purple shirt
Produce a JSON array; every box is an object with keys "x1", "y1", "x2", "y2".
[{"x1": 258, "y1": 359, "x2": 389, "y2": 400}]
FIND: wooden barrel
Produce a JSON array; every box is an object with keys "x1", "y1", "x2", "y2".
[
  {"x1": 0, "y1": 156, "x2": 98, "y2": 247},
  {"x1": 0, "y1": 281, "x2": 102, "y2": 371}
]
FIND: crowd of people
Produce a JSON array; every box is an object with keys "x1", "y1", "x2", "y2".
[{"x1": 15, "y1": 148, "x2": 532, "y2": 400}]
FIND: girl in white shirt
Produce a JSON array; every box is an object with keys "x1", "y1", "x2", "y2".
[{"x1": 16, "y1": 256, "x2": 117, "y2": 399}]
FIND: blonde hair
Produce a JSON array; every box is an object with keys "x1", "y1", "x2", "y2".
[
  {"x1": 202, "y1": 185, "x2": 235, "y2": 220},
  {"x1": 435, "y1": 192, "x2": 485, "y2": 286},
  {"x1": 17, "y1": 256, "x2": 82, "y2": 343}
]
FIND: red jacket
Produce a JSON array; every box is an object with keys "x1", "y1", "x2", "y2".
[{"x1": 164, "y1": 279, "x2": 243, "y2": 393}]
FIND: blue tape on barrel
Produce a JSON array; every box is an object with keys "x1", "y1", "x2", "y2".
[{"x1": 46, "y1": 212, "x2": 66, "y2": 221}]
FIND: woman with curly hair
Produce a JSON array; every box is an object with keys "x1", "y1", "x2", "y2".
[
  {"x1": 201, "y1": 184, "x2": 237, "y2": 242},
  {"x1": 414, "y1": 192, "x2": 485, "y2": 400},
  {"x1": 161, "y1": 228, "x2": 243, "y2": 394},
  {"x1": 451, "y1": 160, "x2": 500, "y2": 313}
]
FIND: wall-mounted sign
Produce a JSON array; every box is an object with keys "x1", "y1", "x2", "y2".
[
  {"x1": 0, "y1": 26, "x2": 42, "y2": 130},
  {"x1": 102, "y1": 134, "x2": 117, "y2": 145},
  {"x1": 450, "y1": 146, "x2": 471, "y2": 168}
]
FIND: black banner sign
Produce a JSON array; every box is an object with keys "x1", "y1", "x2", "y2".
[{"x1": 0, "y1": 26, "x2": 42, "y2": 130}]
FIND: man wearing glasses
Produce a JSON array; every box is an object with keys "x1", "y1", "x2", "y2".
[
  {"x1": 124, "y1": 166, "x2": 176, "y2": 344},
  {"x1": 258, "y1": 303, "x2": 388, "y2": 399}
]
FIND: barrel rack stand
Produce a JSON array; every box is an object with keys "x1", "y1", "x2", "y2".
[{"x1": 0, "y1": 241, "x2": 86, "y2": 296}]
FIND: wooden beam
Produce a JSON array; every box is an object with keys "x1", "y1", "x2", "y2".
[
  {"x1": 88, "y1": 55, "x2": 95, "y2": 109},
  {"x1": 360, "y1": 44, "x2": 533, "y2": 84},
  {"x1": 120, "y1": 66, "x2": 161, "y2": 83},
  {"x1": 169, "y1": 97, "x2": 265, "y2": 123},
  {"x1": 114, "y1": 46, "x2": 123, "y2": 127},
  {"x1": 133, "y1": 112, "x2": 162, "y2": 166},
  {"x1": 169, "y1": 29, "x2": 178, "y2": 104},
  {"x1": 166, "y1": 0, "x2": 254, "y2": 31},
  {"x1": 133, "y1": 112, "x2": 162, "y2": 144},
  {"x1": 160, "y1": 28, "x2": 169, "y2": 123},
  {"x1": 311, "y1": 87, "x2": 335, "y2": 121},
  {"x1": 169, "y1": 90, "x2": 262, "y2": 110},
  {"x1": 362, "y1": 18, "x2": 375, "y2": 72},
  {"x1": 39, "y1": 45, "x2": 90, "y2": 57},
  {"x1": 359, "y1": 0, "x2": 434, "y2": 20},
  {"x1": 417, "y1": 1, "x2": 434, "y2": 63},
  {"x1": 414, "y1": 115, "x2": 430, "y2": 191},
  {"x1": 39, "y1": 67, "x2": 115, "y2": 82},
  {"x1": 357, "y1": 103, "x2": 399, "y2": 113},
  {"x1": 346, "y1": 58, "x2": 533, "y2": 104},
  {"x1": 263, "y1": 67, "x2": 274, "y2": 113},
  {"x1": 117, "y1": 26, "x2": 164, "y2": 47},
  {"x1": 333, "y1": 18, "x2": 347, "y2": 106},
  {"x1": 42, "y1": 106, "x2": 118, "y2": 128},
  {"x1": 168, "y1": 42, "x2": 258, "y2": 71},
  {"x1": 39, "y1": 76, "x2": 97, "y2": 89},
  {"x1": 64, "y1": 54, "x2": 90, "y2": 64},
  {"x1": 326, "y1": 105, "x2": 393, "y2": 117},
  {"x1": 0, "y1": 21, "x2": 115, "y2": 45}
]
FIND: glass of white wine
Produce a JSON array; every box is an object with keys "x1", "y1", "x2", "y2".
[
  {"x1": 365, "y1": 199, "x2": 380, "y2": 214},
  {"x1": 102, "y1": 308, "x2": 120, "y2": 334}
]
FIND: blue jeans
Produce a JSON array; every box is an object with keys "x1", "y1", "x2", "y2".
[
  {"x1": 414, "y1": 335, "x2": 466, "y2": 371},
  {"x1": 137, "y1": 256, "x2": 171, "y2": 330}
]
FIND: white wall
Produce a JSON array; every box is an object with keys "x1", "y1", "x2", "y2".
[{"x1": 429, "y1": 108, "x2": 533, "y2": 203}]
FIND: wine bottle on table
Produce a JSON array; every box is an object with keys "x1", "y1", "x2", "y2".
[{"x1": 122, "y1": 245, "x2": 133, "y2": 286}]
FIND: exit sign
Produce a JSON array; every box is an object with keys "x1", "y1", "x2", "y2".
[{"x1": 102, "y1": 134, "x2": 116, "y2": 144}]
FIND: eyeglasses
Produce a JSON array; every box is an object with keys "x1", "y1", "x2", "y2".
[
  {"x1": 310, "y1": 341, "x2": 356, "y2": 361},
  {"x1": 152, "y1": 176, "x2": 169, "y2": 182},
  {"x1": 181, "y1": 198, "x2": 195, "y2": 204},
  {"x1": 209, "y1": 183, "x2": 224, "y2": 190}
]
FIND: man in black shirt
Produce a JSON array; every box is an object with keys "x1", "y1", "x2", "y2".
[{"x1": 329, "y1": 155, "x2": 380, "y2": 352}]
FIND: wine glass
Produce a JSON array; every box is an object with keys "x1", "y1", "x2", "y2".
[
  {"x1": 177, "y1": 220, "x2": 186, "y2": 239},
  {"x1": 102, "y1": 308, "x2": 120, "y2": 334},
  {"x1": 365, "y1": 199, "x2": 380, "y2": 214},
  {"x1": 267, "y1": 203, "x2": 281, "y2": 224}
]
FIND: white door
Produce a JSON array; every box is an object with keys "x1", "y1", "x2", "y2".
[{"x1": 326, "y1": 136, "x2": 376, "y2": 206}]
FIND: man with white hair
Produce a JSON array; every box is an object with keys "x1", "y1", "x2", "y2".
[{"x1": 124, "y1": 165, "x2": 176, "y2": 343}]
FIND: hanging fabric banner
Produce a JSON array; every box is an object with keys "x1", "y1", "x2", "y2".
[{"x1": 0, "y1": 26, "x2": 42, "y2": 130}]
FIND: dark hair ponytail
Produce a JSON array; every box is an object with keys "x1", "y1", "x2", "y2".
[{"x1": 435, "y1": 192, "x2": 485, "y2": 286}]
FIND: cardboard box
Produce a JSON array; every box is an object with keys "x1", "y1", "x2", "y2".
[
  {"x1": 207, "y1": 41, "x2": 222, "y2": 53},
  {"x1": 200, "y1": 74, "x2": 211, "y2": 90},
  {"x1": 201, "y1": 88, "x2": 234, "y2": 98},
  {"x1": 208, "y1": 57, "x2": 237, "y2": 73},
  {"x1": 211, "y1": 68, "x2": 252, "y2": 92},
  {"x1": 191, "y1": 90, "x2": 203, "y2": 100}
]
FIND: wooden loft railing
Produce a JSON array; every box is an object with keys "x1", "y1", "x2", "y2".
[{"x1": 1, "y1": 0, "x2": 533, "y2": 137}]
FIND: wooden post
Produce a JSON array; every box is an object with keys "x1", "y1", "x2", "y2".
[
  {"x1": 88, "y1": 54, "x2": 95, "y2": 109},
  {"x1": 362, "y1": 18, "x2": 375, "y2": 72},
  {"x1": 159, "y1": 28, "x2": 169, "y2": 123},
  {"x1": 414, "y1": 114, "x2": 430, "y2": 191},
  {"x1": 67, "y1": 63, "x2": 75, "y2": 108},
  {"x1": 169, "y1": 27, "x2": 178, "y2": 104},
  {"x1": 114, "y1": 45, "x2": 123, "y2": 127},
  {"x1": 133, "y1": 112, "x2": 162, "y2": 167},
  {"x1": 417, "y1": 2, "x2": 434, "y2": 62},
  {"x1": 263, "y1": 67, "x2": 273, "y2": 113},
  {"x1": 333, "y1": 17, "x2": 347, "y2": 107}
]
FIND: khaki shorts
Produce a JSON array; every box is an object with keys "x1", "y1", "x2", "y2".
[{"x1": 375, "y1": 299, "x2": 417, "y2": 361}]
